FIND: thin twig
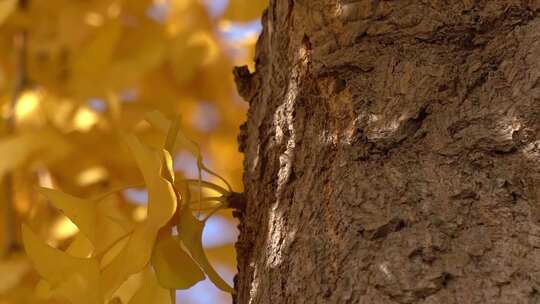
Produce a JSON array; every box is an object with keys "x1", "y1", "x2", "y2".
[
  {"x1": 183, "y1": 179, "x2": 229, "y2": 195},
  {"x1": 170, "y1": 288, "x2": 176, "y2": 304}
]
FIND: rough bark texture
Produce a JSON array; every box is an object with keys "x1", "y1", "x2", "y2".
[{"x1": 234, "y1": 1, "x2": 540, "y2": 303}]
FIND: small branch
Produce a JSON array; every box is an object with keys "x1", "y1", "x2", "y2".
[
  {"x1": 1, "y1": 0, "x2": 29, "y2": 257},
  {"x1": 226, "y1": 192, "x2": 246, "y2": 213}
]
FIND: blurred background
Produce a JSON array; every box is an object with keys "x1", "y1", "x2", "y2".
[{"x1": 0, "y1": 0, "x2": 266, "y2": 303}]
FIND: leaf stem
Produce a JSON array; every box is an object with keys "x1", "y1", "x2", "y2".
[{"x1": 183, "y1": 179, "x2": 229, "y2": 195}]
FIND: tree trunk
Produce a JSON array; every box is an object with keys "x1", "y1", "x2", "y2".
[{"x1": 234, "y1": 1, "x2": 540, "y2": 303}]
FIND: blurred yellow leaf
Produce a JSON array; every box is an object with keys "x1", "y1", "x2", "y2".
[
  {"x1": 0, "y1": 0, "x2": 16, "y2": 25},
  {"x1": 123, "y1": 0, "x2": 153, "y2": 16},
  {"x1": 15, "y1": 90, "x2": 40, "y2": 120},
  {"x1": 0, "y1": 129, "x2": 70, "y2": 179},
  {"x1": 107, "y1": 20, "x2": 167, "y2": 89},
  {"x1": 71, "y1": 21, "x2": 122, "y2": 96},
  {"x1": 0, "y1": 254, "x2": 30, "y2": 293},
  {"x1": 168, "y1": 32, "x2": 204, "y2": 86},
  {"x1": 224, "y1": 0, "x2": 268, "y2": 22},
  {"x1": 0, "y1": 134, "x2": 40, "y2": 179},
  {"x1": 73, "y1": 107, "x2": 99, "y2": 132},
  {"x1": 76, "y1": 166, "x2": 109, "y2": 186},
  {"x1": 187, "y1": 30, "x2": 219, "y2": 65}
]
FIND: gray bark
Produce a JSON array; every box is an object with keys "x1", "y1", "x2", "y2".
[{"x1": 234, "y1": 1, "x2": 540, "y2": 303}]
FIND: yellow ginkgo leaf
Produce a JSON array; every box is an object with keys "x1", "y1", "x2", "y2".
[
  {"x1": 40, "y1": 188, "x2": 97, "y2": 241},
  {"x1": 145, "y1": 111, "x2": 232, "y2": 191},
  {"x1": 145, "y1": 111, "x2": 198, "y2": 156},
  {"x1": 102, "y1": 135, "x2": 177, "y2": 296},
  {"x1": 0, "y1": 0, "x2": 17, "y2": 25},
  {"x1": 124, "y1": 134, "x2": 176, "y2": 225},
  {"x1": 223, "y1": 0, "x2": 268, "y2": 22},
  {"x1": 65, "y1": 233, "x2": 94, "y2": 258},
  {"x1": 152, "y1": 234, "x2": 205, "y2": 289},
  {"x1": 128, "y1": 268, "x2": 172, "y2": 304},
  {"x1": 54, "y1": 272, "x2": 103, "y2": 304},
  {"x1": 39, "y1": 188, "x2": 130, "y2": 256},
  {"x1": 102, "y1": 226, "x2": 157, "y2": 297},
  {"x1": 110, "y1": 269, "x2": 145, "y2": 304},
  {"x1": 34, "y1": 233, "x2": 95, "y2": 300},
  {"x1": 22, "y1": 224, "x2": 103, "y2": 304},
  {"x1": 178, "y1": 206, "x2": 234, "y2": 293}
]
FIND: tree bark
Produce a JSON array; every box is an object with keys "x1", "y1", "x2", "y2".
[{"x1": 234, "y1": 1, "x2": 540, "y2": 303}]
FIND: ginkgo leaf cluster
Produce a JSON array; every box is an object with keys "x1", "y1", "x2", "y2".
[
  {"x1": 0, "y1": 0, "x2": 267, "y2": 303},
  {"x1": 23, "y1": 113, "x2": 235, "y2": 304}
]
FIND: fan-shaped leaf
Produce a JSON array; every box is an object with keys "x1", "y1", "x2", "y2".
[
  {"x1": 102, "y1": 135, "x2": 177, "y2": 296},
  {"x1": 22, "y1": 224, "x2": 103, "y2": 304},
  {"x1": 152, "y1": 235, "x2": 205, "y2": 289},
  {"x1": 178, "y1": 206, "x2": 234, "y2": 293}
]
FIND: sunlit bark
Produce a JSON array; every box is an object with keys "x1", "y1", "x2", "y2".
[{"x1": 236, "y1": 1, "x2": 540, "y2": 303}]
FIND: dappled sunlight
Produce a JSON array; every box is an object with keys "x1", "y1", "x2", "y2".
[
  {"x1": 132, "y1": 206, "x2": 148, "y2": 222},
  {"x1": 51, "y1": 216, "x2": 79, "y2": 241},
  {"x1": 84, "y1": 12, "x2": 105, "y2": 27},
  {"x1": 266, "y1": 205, "x2": 286, "y2": 268},
  {"x1": 265, "y1": 42, "x2": 310, "y2": 271},
  {"x1": 367, "y1": 119, "x2": 400, "y2": 140},
  {"x1": 522, "y1": 140, "x2": 540, "y2": 160},
  {"x1": 73, "y1": 107, "x2": 99, "y2": 132},
  {"x1": 248, "y1": 263, "x2": 260, "y2": 304},
  {"x1": 273, "y1": 45, "x2": 309, "y2": 194},
  {"x1": 378, "y1": 262, "x2": 394, "y2": 282},
  {"x1": 14, "y1": 90, "x2": 40, "y2": 120},
  {"x1": 333, "y1": 2, "x2": 344, "y2": 18},
  {"x1": 497, "y1": 116, "x2": 522, "y2": 141},
  {"x1": 76, "y1": 166, "x2": 108, "y2": 186}
]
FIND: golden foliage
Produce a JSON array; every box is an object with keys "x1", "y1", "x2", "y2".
[{"x1": 0, "y1": 0, "x2": 267, "y2": 303}]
